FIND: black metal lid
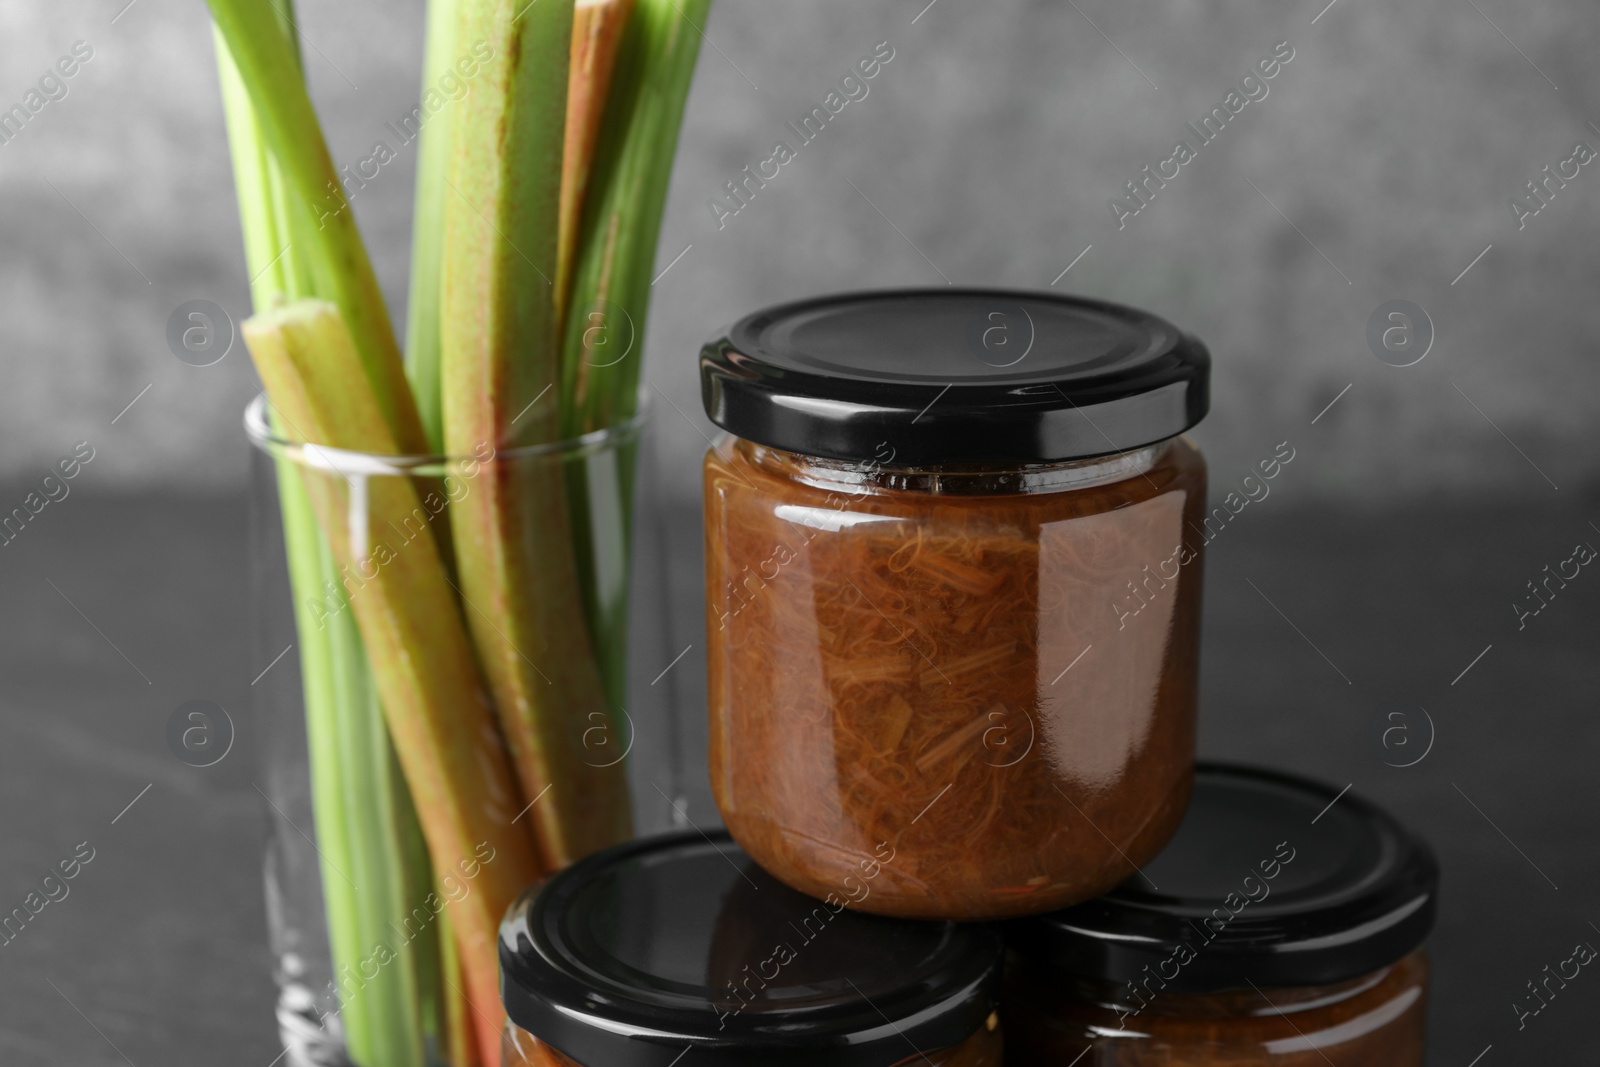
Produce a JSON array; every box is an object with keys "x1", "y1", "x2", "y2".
[
  {"x1": 501, "y1": 831, "x2": 1004, "y2": 1067},
  {"x1": 699, "y1": 288, "x2": 1209, "y2": 466},
  {"x1": 1004, "y1": 764, "x2": 1439, "y2": 992}
]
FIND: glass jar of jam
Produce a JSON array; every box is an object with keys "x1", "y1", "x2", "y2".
[
  {"x1": 499, "y1": 829, "x2": 1005, "y2": 1067},
  {"x1": 699, "y1": 289, "x2": 1211, "y2": 920},
  {"x1": 1001, "y1": 763, "x2": 1440, "y2": 1066}
]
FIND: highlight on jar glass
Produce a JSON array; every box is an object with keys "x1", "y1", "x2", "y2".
[
  {"x1": 699, "y1": 289, "x2": 1212, "y2": 920},
  {"x1": 498, "y1": 830, "x2": 1005, "y2": 1067},
  {"x1": 1000, "y1": 763, "x2": 1440, "y2": 1066}
]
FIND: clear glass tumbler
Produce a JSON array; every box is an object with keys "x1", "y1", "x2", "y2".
[{"x1": 246, "y1": 395, "x2": 682, "y2": 1067}]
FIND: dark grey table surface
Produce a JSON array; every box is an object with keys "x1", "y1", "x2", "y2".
[{"x1": 1, "y1": 489, "x2": 1595, "y2": 1064}]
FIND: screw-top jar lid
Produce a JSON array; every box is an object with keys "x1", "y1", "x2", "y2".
[
  {"x1": 1004, "y1": 764, "x2": 1439, "y2": 992},
  {"x1": 699, "y1": 288, "x2": 1209, "y2": 466},
  {"x1": 500, "y1": 831, "x2": 1004, "y2": 1067}
]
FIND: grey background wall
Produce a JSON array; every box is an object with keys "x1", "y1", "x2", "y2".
[{"x1": 2, "y1": 0, "x2": 1596, "y2": 505}]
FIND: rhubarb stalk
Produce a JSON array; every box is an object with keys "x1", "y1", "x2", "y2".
[
  {"x1": 441, "y1": 0, "x2": 633, "y2": 870},
  {"x1": 562, "y1": 0, "x2": 709, "y2": 436},
  {"x1": 212, "y1": 0, "x2": 713, "y2": 1058},
  {"x1": 242, "y1": 300, "x2": 539, "y2": 1061},
  {"x1": 216, "y1": 18, "x2": 442, "y2": 1065},
  {"x1": 558, "y1": 0, "x2": 708, "y2": 701},
  {"x1": 405, "y1": 0, "x2": 462, "y2": 452},
  {"x1": 557, "y1": 0, "x2": 636, "y2": 313},
  {"x1": 206, "y1": 0, "x2": 423, "y2": 446}
]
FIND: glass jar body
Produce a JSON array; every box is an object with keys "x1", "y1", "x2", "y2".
[
  {"x1": 703, "y1": 436, "x2": 1208, "y2": 920},
  {"x1": 501, "y1": 1020, "x2": 1004, "y2": 1066},
  {"x1": 1002, "y1": 952, "x2": 1429, "y2": 1066}
]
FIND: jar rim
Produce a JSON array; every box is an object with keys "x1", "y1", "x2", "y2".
[{"x1": 242, "y1": 391, "x2": 647, "y2": 474}]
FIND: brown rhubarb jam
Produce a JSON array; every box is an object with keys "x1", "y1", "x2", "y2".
[
  {"x1": 699, "y1": 289, "x2": 1212, "y2": 920},
  {"x1": 1001, "y1": 764, "x2": 1439, "y2": 1066},
  {"x1": 499, "y1": 830, "x2": 1005, "y2": 1067}
]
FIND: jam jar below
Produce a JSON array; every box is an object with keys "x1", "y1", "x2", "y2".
[
  {"x1": 499, "y1": 830, "x2": 1005, "y2": 1067},
  {"x1": 1001, "y1": 764, "x2": 1439, "y2": 1066}
]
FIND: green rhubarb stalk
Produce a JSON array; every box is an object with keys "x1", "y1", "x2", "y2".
[
  {"x1": 562, "y1": 0, "x2": 709, "y2": 436},
  {"x1": 437, "y1": 909, "x2": 480, "y2": 1067},
  {"x1": 215, "y1": 29, "x2": 309, "y2": 302},
  {"x1": 442, "y1": 0, "x2": 633, "y2": 870},
  {"x1": 241, "y1": 300, "x2": 540, "y2": 1062},
  {"x1": 404, "y1": 15, "x2": 479, "y2": 1054},
  {"x1": 274, "y1": 479, "x2": 368, "y2": 1054},
  {"x1": 208, "y1": 4, "x2": 539, "y2": 1055},
  {"x1": 337, "y1": 653, "x2": 424, "y2": 1067},
  {"x1": 558, "y1": 0, "x2": 708, "y2": 706},
  {"x1": 206, "y1": 0, "x2": 423, "y2": 449},
  {"x1": 316, "y1": 545, "x2": 426, "y2": 1067},
  {"x1": 215, "y1": 24, "x2": 437, "y2": 1066},
  {"x1": 405, "y1": 0, "x2": 461, "y2": 452},
  {"x1": 557, "y1": 0, "x2": 636, "y2": 313},
  {"x1": 395, "y1": 778, "x2": 453, "y2": 1066}
]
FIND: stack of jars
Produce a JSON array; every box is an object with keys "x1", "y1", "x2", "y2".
[{"x1": 497, "y1": 291, "x2": 1440, "y2": 1067}]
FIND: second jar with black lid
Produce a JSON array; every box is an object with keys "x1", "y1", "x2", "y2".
[
  {"x1": 499, "y1": 830, "x2": 1004, "y2": 1066},
  {"x1": 1001, "y1": 764, "x2": 1439, "y2": 1065},
  {"x1": 700, "y1": 289, "x2": 1212, "y2": 920}
]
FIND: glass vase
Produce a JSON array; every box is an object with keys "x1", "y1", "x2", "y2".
[{"x1": 245, "y1": 394, "x2": 684, "y2": 1067}]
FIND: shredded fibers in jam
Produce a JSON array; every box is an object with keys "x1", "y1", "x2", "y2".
[{"x1": 705, "y1": 438, "x2": 1208, "y2": 920}]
